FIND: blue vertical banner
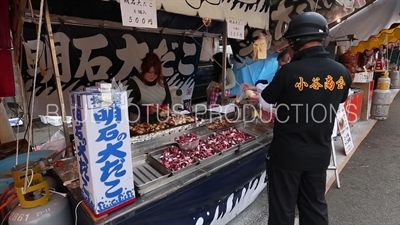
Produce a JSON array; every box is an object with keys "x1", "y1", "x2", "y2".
[{"x1": 70, "y1": 90, "x2": 135, "y2": 216}]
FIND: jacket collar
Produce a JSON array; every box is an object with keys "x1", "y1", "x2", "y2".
[{"x1": 292, "y1": 46, "x2": 329, "y2": 62}]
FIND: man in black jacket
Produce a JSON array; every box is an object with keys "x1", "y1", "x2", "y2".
[{"x1": 261, "y1": 12, "x2": 352, "y2": 225}]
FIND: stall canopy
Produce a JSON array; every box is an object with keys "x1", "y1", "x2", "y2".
[
  {"x1": 326, "y1": 0, "x2": 400, "y2": 49},
  {"x1": 268, "y1": 0, "x2": 372, "y2": 46},
  {"x1": 350, "y1": 25, "x2": 400, "y2": 53},
  {"x1": 29, "y1": 0, "x2": 224, "y2": 34}
]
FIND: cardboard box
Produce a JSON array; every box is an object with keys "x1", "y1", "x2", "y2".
[{"x1": 70, "y1": 90, "x2": 135, "y2": 216}]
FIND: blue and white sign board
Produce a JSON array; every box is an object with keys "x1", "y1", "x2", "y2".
[{"x1": 70, "y1": 90, "x2": 135, "y2": 215}]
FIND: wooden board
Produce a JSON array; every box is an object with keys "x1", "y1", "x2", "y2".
[
  {"x1": 81, "y1": 201, "x2": 108, "y2": 222},
  {"x1": 0, "y1": 139, "x2": 28, "y2": 159}
]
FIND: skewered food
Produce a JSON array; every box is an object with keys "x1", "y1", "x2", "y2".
[
  {"x1": 129, "y1": 123, "x2": 170, "y2": 135},
  {"x1": 167, "y1": 115, "x2": 197, "y2": 126},
  {"x1": 208, "y1": 119, "x2": 230, "y2": 130}
]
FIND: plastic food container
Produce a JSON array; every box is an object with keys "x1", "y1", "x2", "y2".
[
  {"x1": 175, "y1": 133, "x2": 200, "y2": 151},
  {"x1": 177, "y1": 139, "x2": 199, "y2": 151}
]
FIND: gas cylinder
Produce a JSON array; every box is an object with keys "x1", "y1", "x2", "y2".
[
  {"x1": 389, "y1": 71, "x2": 399, "y2": 89},
  {"x1": 6, "y1": 176, "x2": 58, "y2": 212},
  {"x1": 377, "y1": 72, "x2": 391, "y2": 90},
  {"x1": 8, "y1": 169, "x2": 72, "y2": 225},
  {"x1": 370, "y1": 89, "x2": 392, "y2": 120},
  {"x1": 8, "y1": 193, "x2": 71, "y2": 225}
]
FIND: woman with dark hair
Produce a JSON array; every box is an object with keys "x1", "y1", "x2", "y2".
[
  {"x1": 206, "y1": 52, "x2": 236, "y2": 107},
  {"x1": 127, "y1": 52, "x2": 172, "y2": 123}
]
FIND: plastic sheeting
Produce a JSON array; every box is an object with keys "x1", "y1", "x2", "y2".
[{"x1": 230, "y1": 54, "x2": 279, "y2": 95}]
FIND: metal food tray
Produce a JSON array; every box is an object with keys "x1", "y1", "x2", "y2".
[
  {"x1": 215, "y1": 126, "x2": 258, "y2": 150},
  {"x1": 193, "y1": 111, "x2": 222, "y2": 121},
  {"x1": 205, "y1": 131, "x2": 240, "y2": 153},
  {"x1": 148, "y1": 144, "x2": 199, "y2": 174},
  {"x1": 132, "y1": 154, "x2": 171, "y2": 190},
  {"x1": 184, "y1": 135, "x2": 223, "y2": 165},
  {"x1": 207, "y1": 119, "x2": 239, "y2": 131},
  {"x1": 240, "y1": 123, "x2": 273, "y2": 136},
  {"x1": 130, "y1": 122, "x2": 200, "y2": 144}
]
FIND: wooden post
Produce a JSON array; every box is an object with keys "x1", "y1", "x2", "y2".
[
  {"x1": 221, "y1": 21, "x2": 228, "y2": 105},
  {"x1": 44, "y1": 0, "x2": 72, "y2": 156},
  {"x1": 12, "y1": 0, "x2": 28, "y2": 63}
]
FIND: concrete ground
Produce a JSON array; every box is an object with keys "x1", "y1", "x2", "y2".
[
  {"x1": 228, "y1": 90, "x2": 400, "y2": 225},
  {"x1": 326, "y1": 93, "x2": 400, "y2": 225}
]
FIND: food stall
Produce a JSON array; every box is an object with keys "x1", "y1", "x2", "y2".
[
  {"x1": 5, "y1": 0, "x2": 274, "y2": 224},
  {"x1": 55, "y1": 109, "x2": 273, "y2": 225}
]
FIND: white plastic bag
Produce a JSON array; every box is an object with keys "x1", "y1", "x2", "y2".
[{"x1": 38, "y1": 128, "x2": 67, "y2": 157}]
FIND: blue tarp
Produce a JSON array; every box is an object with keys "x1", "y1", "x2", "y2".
[{"x1": 230, "y1": 53, "x2": 279, "y2": 96}]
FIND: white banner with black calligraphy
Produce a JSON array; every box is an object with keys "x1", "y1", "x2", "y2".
[
  {"x1": 156, "y1": 0, "x2": 270, "y2": 30},
  {"x1": 21, "y1": 23, "x2": 201, "y2": 116},
  {"x1": 268, "y1": 0, "x2": 368, "y2": 46}
]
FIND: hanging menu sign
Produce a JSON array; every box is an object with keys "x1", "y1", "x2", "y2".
[
  {"x1": 227, "y1": 18, "x2": 245, "y2": 40},
  {"x1": 336, "y1": 104, "x2": 354, "y2": 155},
  {"x1": 120, "y1": 0, "x2": 158, "y2": 29}
]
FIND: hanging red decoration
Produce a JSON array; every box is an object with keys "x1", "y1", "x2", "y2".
[{"x1": 0, "y1": 0, "x2": 15, "y2": 97}]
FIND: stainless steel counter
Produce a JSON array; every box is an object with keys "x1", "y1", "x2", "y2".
[{"x1": 53, "y1": 120, "x2": 273, "y2": 225}]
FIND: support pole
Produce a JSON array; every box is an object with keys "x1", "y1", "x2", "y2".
[
  {"x1": 44, "y1": 0, "x2": 72, "y2": 156},
  {"x1": 12, "y1": 0, "x2": 28, "y2": 63},
  {"x1": 328, "y1": 139, "x2": 341, "y2": 189},
  {"x1": 221, "y1": 21, "x2": 228, "y2": 105}
]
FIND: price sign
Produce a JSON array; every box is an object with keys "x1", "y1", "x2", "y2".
[
  {"x1": 336, "y1": 104, "x2": 354, "y2": 155},
  {"x1": 120, "y1": 0, "x2": 158, "y2": 29},
  {"x1": 227, "y1": 18, "x2": 245, "y2": 40}
]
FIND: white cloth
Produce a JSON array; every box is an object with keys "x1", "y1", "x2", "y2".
[
  {"x1": 225, "y1": 68, "x2": 236, "y2": 90},
  {"x1": 199, "y1": 37, "x2": 216, "y2": 62},
  {"x1": 256, "y1": 83, "x2": 275, "y2": 111}
]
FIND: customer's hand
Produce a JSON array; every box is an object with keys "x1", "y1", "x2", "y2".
[
  {"x1": 241, "y1": 83, "x2": 251, "y2": 91},
  {"x1": 247, "y1": 92, "x2": 260, "y2": 102},
  {"x1": 241, "y1": 83, "x2": 256, "y2": 91},
  {"x1": 148, "y1": 104, "x2": 159, "y2": 114}
]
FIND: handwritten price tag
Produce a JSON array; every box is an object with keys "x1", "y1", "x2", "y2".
[
  {"x1": 120, "y1": 0, "x2": 158, "y2": 29},
  {"x1": 227, "y1": 18, "x2": 245, "y2": 40}
]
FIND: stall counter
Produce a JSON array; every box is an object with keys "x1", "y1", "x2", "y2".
[{"x1": 53, "y1": 122, "x2": 273, "y2": 225}]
